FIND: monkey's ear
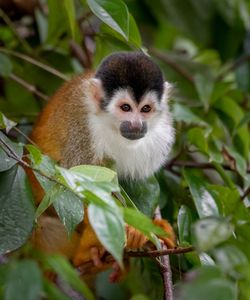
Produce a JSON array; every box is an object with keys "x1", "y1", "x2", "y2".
[
  {"x1": 163, "y1": 81, "x2": 173, "y2": 102},
  {"x1": 85, "y1": 78, "x2": 104, "y2": 104}
]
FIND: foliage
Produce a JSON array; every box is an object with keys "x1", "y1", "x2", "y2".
[{"x1": 0, "y1": 0, "x2": 250, "y2": 299}]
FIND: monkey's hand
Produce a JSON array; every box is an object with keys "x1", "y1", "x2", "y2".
[{"x1": 125, "y1": 219, "x2": 176, "y2": 250}]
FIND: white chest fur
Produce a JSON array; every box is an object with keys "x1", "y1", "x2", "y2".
[{"x1": 88, "y1": 110, "x2": 175, "y2": 180}]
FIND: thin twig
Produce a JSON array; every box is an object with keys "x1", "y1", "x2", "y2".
[
  {"x1": 154, "y1": 206, "x2": 173, "y2": 300},
  {"x1": 12, "y1": 127, "x2": 37, "y2": 146},
  {"x1": 241, "y1": 186, "x2": 250, "y2": 200},
  {"x1": 0, "y1": 48, "x2": 69, "y2": 81},
  {"x1": 0, "y1": 9, "x2": 32, "y2": 53},
  {"x1": 9, "y1": 73, "x2": 49, "y2": 101},
  {"x1": 166, "y1": 160, "x2": 250, "y2": 173},
  {"x1": 127, "y1": 246, "x2": 194, "y2": 257},
  {"x1": 150, "y1": 48, "x2": 194, "y2": 84}
]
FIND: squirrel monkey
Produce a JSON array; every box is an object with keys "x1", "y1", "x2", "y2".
[{"x1": 29, "y1": 51, "x2": 175, "y2": 274}]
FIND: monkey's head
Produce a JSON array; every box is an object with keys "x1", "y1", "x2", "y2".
[
  {"x1": 85, "y1": 52, "x2": 174, "y2": 179},
  {"x1": 86, "y1": 52, "x2": 171, "y2": 140}
]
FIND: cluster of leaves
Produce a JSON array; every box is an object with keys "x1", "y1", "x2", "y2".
[{"x1": 0, "y1": 0, "x2": 250, "y2": 299}]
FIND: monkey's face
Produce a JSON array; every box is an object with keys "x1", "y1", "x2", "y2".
[{"x1": 105, "y1": 88, "x2": 167, "y2": 141}]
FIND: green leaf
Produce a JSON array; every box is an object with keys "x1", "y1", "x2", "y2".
[
  {"x1": 26, "y1": 144, "x2": 42, "y2": 165},
  {"x1": 71, "y1": 165, "x2": 118, "y2": 183},
  {"x1": 46, "y1": 255, "x2": 95, "y2": 300},
  {"x1": 213, "y1": 97, "x2": 249, "y2": 158},
  {"x1": 172, "y1": 103, "x2": 206, "y2": 125},
  {"x1": 0, "y1": 53, "x2": 12, "y2": 77},
  {"x1": 123, "y1": 207, "x2": 166, "y2": 246},
  {"x1": 183, "y1": 169, "x2": 219, "y2": 218},
  {"x1": 87, "y1": 0, "x2": 129, "y2": 41},
  {"x1": 178, "y1": 205, "x2": 192, "y2": 244},
  {"x1": 236, "y1": 111, "x2": 250, "y2": 129},
  {"x1": 120, "y1": 176, "x2": 160, "y2": 217},
  {"x1": 128, "y1": 14, "x2": 142, "y2": 48},
  {"x1": 0, "y1": 166, "x2": 35, "y2": 255},
  {"x1": 193, "y1": 217, "x2": 234, "y2": 252},
  {"x1": 4, "y1": 260, "x2": 42, "y2": 300},
  {"x1": 53, "y1": 186, "x2": 84, "y2": 235},
  {"x1": 63, "y1": 0, "x2": 76, "y2": 38},
  {"x1": 0, "y1": 132, "x2": 23, "y2": 172},
  {"x1": 0, "y1": 112, "x2": 16, "y2": 132},
  {"x1": 88, "y1": 203, "x2": 125, "y2": 267},
  {"x1": 194, "y1": 73, "x2": 214, "y2": 111},
  {"x1": 46, "y1": 0, "x2": 68, "y2": 44},
  {"x1": 188, "y1": 127, "x2": 209, "y2": 154}
]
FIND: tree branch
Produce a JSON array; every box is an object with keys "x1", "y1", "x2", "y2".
[
  {"x1": 154, "y1": 206, "x2": 173, "y2": 300},
  {"x1": 0, "y1": 48, "x2": 69, "y2": 81},
  {"x1": 166, "y1": 160, "x2": 250, "y2": 173},
  {"x1": 150, "y1": 48, "x2": 194, "y2": 84},
  {"x1": 9, "y1": 73, "x2": 49, "y2": 101}
]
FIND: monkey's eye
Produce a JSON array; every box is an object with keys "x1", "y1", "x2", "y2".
[
  {"x1": 120, "y1": 104, "x2": 131, "y2": 112},
  {"x1": 141, "y1": 105, "x2": 151, "y2": 113}
]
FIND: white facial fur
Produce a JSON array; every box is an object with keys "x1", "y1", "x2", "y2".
[{"x1": 87, "y1": 81, "x2": 175, "y2": 180}]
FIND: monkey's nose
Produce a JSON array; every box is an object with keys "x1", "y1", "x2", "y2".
[{"x1": 129, "y1": 121, "x2": 142, "y2": 132}]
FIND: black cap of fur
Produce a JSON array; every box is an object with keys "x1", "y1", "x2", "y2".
[{"x1": 95, "y1": 52, "x2": 164, "y2": 108}]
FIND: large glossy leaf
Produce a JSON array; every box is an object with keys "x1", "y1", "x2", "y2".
[
  {"x1": 120, "y1": 176, "x2": 160, "y2": 217},
  {"x1": 193, "y1": 217, "x2": 234, "y2": 252},
  {"x1": 87, "y1": 0, "x2": 129, "y2": 40},
  {"x1": 178, "y1": 205, "x2": 192, "y2": 244},
  {"x1": 4, "y1": 260, "x2": 42, "y2": 300},
  {"x1": 46, "y1": 255, "x2": 95, "y2": 300},
  {"x1": 53, "y1": 186, "x2": 84, "y2": 235},
  {"x1": 0, "y1": 166, "x2": 35, "y2": 255},
  {"x1": 183, "y1": 169, "x2": 219, "y2": 218},
  {"x1": 88, "y1": 203, "x2": 125, "y2": 267},
  {"x1": 0, "y1": 132, "x2": 23, "y2": 172}
]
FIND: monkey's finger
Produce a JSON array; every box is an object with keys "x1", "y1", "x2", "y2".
[
  {"x1": 109, "y1": 262, "x2": 122, "y2": 283},
  {"x1": 90, "y1": 247, "x2": 103, "y2": 268}
]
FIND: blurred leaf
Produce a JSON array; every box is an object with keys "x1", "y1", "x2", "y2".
[
  {"x1": 63, "y1": 0, "x2": 76, "y2": 38},
  {"x1": 183, "y1": 169, "x2": 219, "y2": 218},
  {"x1": 213, "y1": 96, "x2": 249, "y2": 158},
  {"x1": 212, "y1": 245, "x2": 247, "y2": 273},
  {"x1": 193, "y1": 217, "x2": 234, "y2": 252},
  {"x1": 194, "y1": 73, "x2": 214, "y2": 110},
  {"x1": 43, "y1": 278, "x2": 72, "y2": 300},
  {"x1": 87, "y1": 0, "x2": 129, "y2": 40},
  {"x1": 0, "y1": 112, "x2": 16, "y2": 133},
  {"x1": 0, "y1": 53, "x2": 12, "y2": 77},
  {"x1": 0, "y1": 132, "x2": 23, "y2": 172},
  {"x1": 4, "y1": 260, "x2": 42, "y2": 300},
  {"x1": 47, "y1": 0, "x2": 68, "y2": 44},
  {"x1": 236, "y1": 111, "x2": 250, "y2": 129},
  {"x1": 188, "y1": 127, "x2": 209, "y2": 154},
  {"x1": 0, "y1": 166, "x2": 35, "y2": 255},
  {"x1": 128, "y1": 14, "x2": 142, "y2": 48},
  {"x1": 172, "y1": 103, "x2": 206, "y2": 125},
  {"x1": 131, "y1": 295, "x2": 150, "y2": 300},
  {"x1": 177, "y1": 266, "x2": 237, "y2": 300},
  {"x1": 88, "y1": 203, "x2": 125, "y2": 268},
  {"x1": 46, "y1": 255, "x2": 95, "y2": 300}
]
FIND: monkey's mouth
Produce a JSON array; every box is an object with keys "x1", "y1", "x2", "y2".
[{"x1": 120, "y1": 131, "x2": 146, "y2": 140}]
